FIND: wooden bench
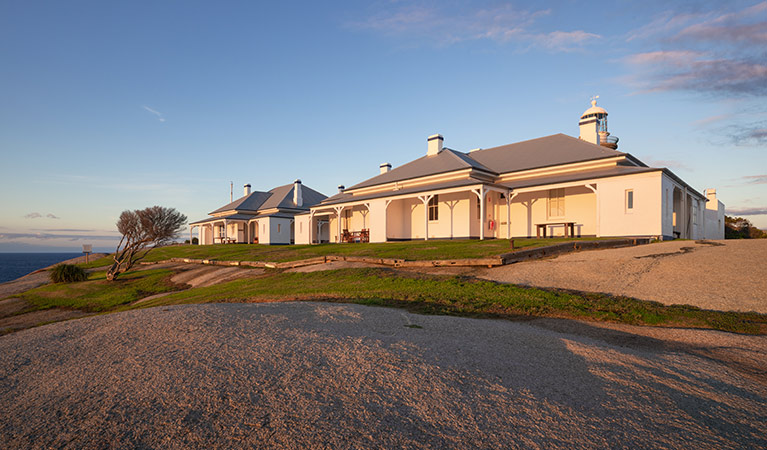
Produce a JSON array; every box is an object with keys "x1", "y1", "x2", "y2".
[{"x1": 536, "y1": 222, "x2": 575, "y2": 238}]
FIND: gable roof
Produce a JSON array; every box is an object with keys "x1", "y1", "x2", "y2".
[
  {"x1": 346, "y1": 148, "x2": 495, "y2": 191},
  {"x1": 211, "y1": 183, "x2": 327, "y2": 215},
  {"x1": 211, "y1": 191, "x2": 272, "y2": 214},
  {"x1": 260, "y1": 183, "x2": 328, "y2": 210},
  {"x1": 344, "y1": 134, "x2": 630, "y2": 193},
  {"x1": 468, "y1": 133, "x2": 628, "y2": 174}
]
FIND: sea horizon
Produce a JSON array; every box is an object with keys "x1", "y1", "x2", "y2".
[{"x1": 0, "y1": 253, "x2": 82, "y2": 284}]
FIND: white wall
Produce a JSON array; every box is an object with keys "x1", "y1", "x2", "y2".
[
  {"x1": 368, "y1": 200, "x2": 388, "y2": 243},
  {"x1": 508, "y1": 186, "x2": 596, "y2": 238},
  {"x1": 294, "y1": 215, "x2": 311, "y2": 245},
  {"x1": 266, "y1": 217, "x2": 293, "y2": 245},
  {"x1": 382, "y1": 193, "x2": 474, "y2": 240},
  {"x1": 597, "y1": 172, "x2": 663, "y2": 237},
  {"x1": 704, "y1": 200, "x2": 725, "y2": 240}
]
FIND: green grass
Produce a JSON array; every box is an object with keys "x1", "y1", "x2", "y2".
[
  {"x1": 19, "y1": 269, "x2": 179, "y2": 312},
  {"x1": 131, "y1": 237, "x2": 604, "y2": 264},
  {"x1": 139, "y1": 268, "x2": 766, "y2": 335},
  {"x1": 20, "y1": 257, "x2": 766, "y2": 335},
  {"x1": 79, "y1": 255, "x2": 115, "y2": 269}
]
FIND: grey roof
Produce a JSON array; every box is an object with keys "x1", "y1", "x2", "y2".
[
  {"x1": 210, "y1": 191, "x2": 272, "y2": 214},
  {"x1": 468, "y1": 133, "x2": 629, "y2": 174},
  {"x1": 346, "y1": 148, "x2": 495, "y2": 191},
  {"x1": 211, "y1": 183, "x2": 327, "y2": 215},
  {"x1": 259, "y1": 183, "x2": 328, "y2": 210},
  {"x1": 190, "y1": 213, "x2": 254, "y2": 225},
  {"x1": 318, "y1": 178, "x2": 505, "y2": 207},
  {"x1": 344, "y1": 134, "x2": 629, "y2": 192}
]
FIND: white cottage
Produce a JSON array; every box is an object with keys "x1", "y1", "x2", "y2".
[
  {"x1": 296, "y1": 101, "x2": 725, "y2": 244},
  {"x1": 191, "y1": 180, "x2": 327, "y2": 245}
]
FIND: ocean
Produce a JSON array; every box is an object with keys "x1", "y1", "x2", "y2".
[{"x1": 0, "y1": 253, "x2": 81, "y2": 284}]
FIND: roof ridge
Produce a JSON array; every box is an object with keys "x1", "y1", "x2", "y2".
[
  {"x1": 476, "y1": 133, "x2": 565, "y2": 153},
  {"x1": 442, "y1": 148, "x2": 474, "y2": 168}
]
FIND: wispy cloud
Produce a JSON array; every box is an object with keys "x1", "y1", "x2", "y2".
[
  {"x1": 142, "y1": 105, "x2": 166, "y2": 123},
  {"x1": 623, "y1": 3, "x2": 767, "y2": 96},
  {"x1": 347, "y1": 2, "x2": 599, "y2": 52},
  {"x1": 30, "y1": 228, "x2": 102, "y2": 233},
  {"x1": 726, "y1": 207, "x2": 767, "y2": 216},
  {"x1": 722, "y1": 122, "x2": 767, "y2": 146},
  {"x1": 24, "y1": 212, "x2": 60, "y2": 219},
  {"x1": 0, "y1": 232, "x2": 121, "y2": 241},
  {"x1": 691, "y1": 114, "x2": 729, "y2": 127},
  {"x1": 743, "y1": 174, "x2": 767, "y2": 184}
]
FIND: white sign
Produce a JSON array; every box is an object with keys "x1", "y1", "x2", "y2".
[{"x1": 82, "y1": 244, "x2": 92, "y2": 253}]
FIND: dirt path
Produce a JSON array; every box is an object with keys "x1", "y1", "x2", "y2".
[
  {"x1": 472, "y1": 240, "x2": 767, "y2": 314},
  {"x1": 0, "y1": 302, "x2": 764, "y2": 449}
]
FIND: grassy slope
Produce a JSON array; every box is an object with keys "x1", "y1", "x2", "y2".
[
  {"x1": 105, "y1": 238, "x2": 606, "y2": 265},
  {"x1": 25, "y1": 240, "x2": 765, "y2": 335},
  {"x1": 140, "y1": 268, "x2": 766, "y2": 335},
  {"x1": 19, "y1": 269, "x2": 179, "y2": 312}
]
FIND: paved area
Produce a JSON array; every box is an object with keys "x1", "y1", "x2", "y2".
[
  {"x1": 1, "y1": 302, "x2": 765, "y2": 449},
  {"x1": 476, "y1": 240, "x2": 767, "y2": 314}
]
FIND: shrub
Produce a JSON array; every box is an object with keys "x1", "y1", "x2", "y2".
[{"x1": 50, "y1": 264, "x2": 88, "y2": 283}]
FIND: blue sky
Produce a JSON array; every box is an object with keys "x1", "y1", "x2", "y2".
[{"x1": 1, "y1": 0, "x2": 765, "y2": 251}]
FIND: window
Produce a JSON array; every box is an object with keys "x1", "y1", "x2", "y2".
[
  {"x1": 263, "y1": 224, "x2": 266, "y2": 234},
  {"x1": 666, "y1": 188, "x2": 670, "y2": 218},
  {"x1": 299, "y1": 222, "x2": 302, "y2": 233},
  {"x1": 278, "y1": 224, "x2": 281, "y2": 233},
  {"x1": 476, "y1": 198, "x2": 481, "y2": 219},
  {"x1": 693, "y1": 204, "x2": 698, "y2": 225},
  {"x1": 548, "y1": 188, "x2": 565, "y2": 217},
  {"x1": 626, "y1": 189, "x2": 634, "y2": 212},
  {"x1": 428, "y1": 195, "x2": 439, "y2": 221}
]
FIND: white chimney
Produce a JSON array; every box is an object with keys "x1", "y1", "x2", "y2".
[
  {"x1": 293, "y1": 179, "x2": 303, "y2": 207},
  {"x1": 380, "y1": 163, "x2": 391, "y2": 174},
  {"x1": 427, "y1": 134, "x2": 443, "y2": 156},
  {"x1": 705, "y1": 189, "x2": 718, "y2": 210},
  {"x1": 338, "y1": 185, "x2": 345, "y2": 193},
  {"x1": 243, "y1": 184, "x2": 251, "y2": 197}
]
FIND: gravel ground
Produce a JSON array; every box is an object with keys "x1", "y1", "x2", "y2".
[
  {"x1": 476, "y1": 239, "x2": 767, "y2": 314},
  {"x1": 1, "y1": 302, "x2": 765, "y2": 449}
]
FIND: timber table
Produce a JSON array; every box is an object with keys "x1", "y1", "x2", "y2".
[{"x1": 536, "y1": 222, "x2": 576, "y2": 238}]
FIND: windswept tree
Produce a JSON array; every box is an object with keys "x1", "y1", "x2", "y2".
[{"x1": 107, "y1": 206, "x2": 187, "y2": 281}]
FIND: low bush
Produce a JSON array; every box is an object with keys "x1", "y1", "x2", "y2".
[{"x1": 50, "y1": 264, "x2": 88, "y2": 283}]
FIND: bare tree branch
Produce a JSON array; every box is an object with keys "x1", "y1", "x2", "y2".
[{"x1": 107, "y1": 206, "x2": 187, "y2": 281}]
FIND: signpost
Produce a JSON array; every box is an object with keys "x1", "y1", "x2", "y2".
[{"x1": 82, "y1": 244, "x2": 92, "y2": 263}]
